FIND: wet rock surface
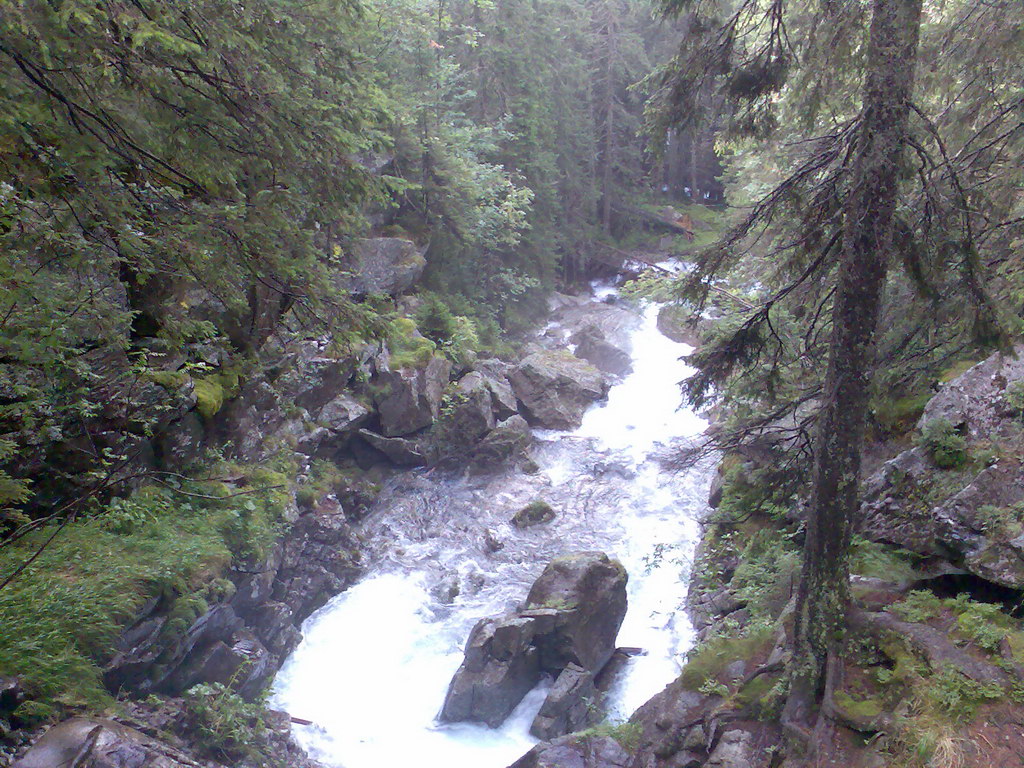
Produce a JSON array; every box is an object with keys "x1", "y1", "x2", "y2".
[
  {"x1": 339, "y1": 237, "x2": 427, "y2": 297},
  {"x1": 12, "y1": 717, "x2": 204, "y2": 768},
  {"x1": 509, "y1": 351, "x2": 609, "y2": 430},
  {"x1": 571, "y1": 325, "x2": 633, "y2": 378},
  {"x1": 510, "y1": 734, "x2": 632, "y2": 768},
  {"x1": 103, "y1": 503, "x2": 362, "y2": 701},
  {"x1": 376, "y1": 354, "x2": 452, "y2": 436},
  {"x1": 440, "y1": 552, "x2": 627, "y2": 731}
]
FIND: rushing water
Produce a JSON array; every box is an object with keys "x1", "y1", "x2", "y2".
[{"x1": 271, "y1": 284, "x2": 715, "y2": 768}]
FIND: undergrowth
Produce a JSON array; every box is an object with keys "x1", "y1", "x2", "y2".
[{"x1": 0, "y1": 467, "x2": 292, "y2": 720}]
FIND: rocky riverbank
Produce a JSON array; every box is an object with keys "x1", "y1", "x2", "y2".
[
  {"x1": 515, "y1": 345, "x2": 1024, "y2": 768},
  {"x1": 0, "y1": 284, "x2": 641, "y2": 768}
]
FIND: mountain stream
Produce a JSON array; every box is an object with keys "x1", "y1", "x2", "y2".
[{"x1": 272, "y1": 283, "x2": 715, "y2": 768}]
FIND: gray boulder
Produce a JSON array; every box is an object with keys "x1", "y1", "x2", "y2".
[
  {"x1": 314, "y1": 392, "x2": 371, "y2": 434},
  {"x1": 656, "y1": 304, "x2": 702, "y2": 346},
  {"x1": 440, "y1": 616, "x2": 543, "y2": 727},
  {"x1": 529, "y1": 663, "x2": 600, "y2": 740},
  {"x1": 509, "y1": 351, "x2": 608, "y2": 430},
  {"x1": 376, "y1": 354, "x2": 452, "y2": 436},
  {"x1": 509, "y1": 734, "x2": 632, "y2": 768},
  {"x1": 932, "y1": 460, "x2": 1024, "y2": 588},
  {"x1": 339, "y1": 237, "x2": 427, "y2": 296},
  {"x1": 918, "y1": 344, "x2": 1024, "y2": 441},
  {"x1": 13, "y1": 717, "x2": 208, "y2": 768},
  {"x1": 475, "y1": 359, "x2": 520, "y2": 419},
  {"x1": 571, "y1": 326, "x2": 632, "y2": 378},
  {"x1": 858, "y1": 447, "x2": 944, "y2": 555},
  {"x1": 472, "y1": 415, "x2": 532, "y2": 466},
  {"x1": 440, "y1": 552, "x2": 627, "y2": 730},
  {"x1": 705, "y1": 728, "x2": 768, "y2": 768},
  {"x1": 358, "y1": 429, "x2": 427, "y2": 467},
  {"x1": 446, "y1": 372, "x2": 497, "y2": 443}
]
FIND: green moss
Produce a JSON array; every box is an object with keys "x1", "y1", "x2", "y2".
[
  {"x1": 834, "y1": 691, "x2": 884, "y2": 720},
  {"x1": 849, "y1": 537, "x2": 920, "y2": 582},
  {"x1": 511, "y1": 499, "x2": 556, "y2": 528},
  {"x1": 939, "y1": 359, "x2": 978, "y2": 383},
  {"x1": 388, "y1": 317, "x2": 437, "y2": 369},
  {"x1": 679, "y1": 623, "x2": 775, "y2": 691},
  {"x1": 1007, "y1": 631, "x2": 1024, "y2": 664},
  {"x1": 147, "y1": 370, "x2": 189, "y2": 389},
  {"x1": 193, "y1": 378, "x2": 225, "y2": 420},
  {"x1": 873, "y1": 393, "x2": 932, "y2": 435}
]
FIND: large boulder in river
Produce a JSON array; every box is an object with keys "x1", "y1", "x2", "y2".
[
  {"x1": 340, "y1": 237, "x2": 427, "y2": 296},
  {"x1": 439, "y1": 552, "x2": 627, "y2": 730},
  {"x1": 509, "y1": 351, "x2": 608, "y2": 430},
  {"x1": 376, "y1": 354, "x2": 452, "y2": 436},
  {"x1": 524, "y1": 552, "x2": 628, "y2": 672},
  {"x1": 571, "y1": 325, "x2": 632, "y2": 378}
]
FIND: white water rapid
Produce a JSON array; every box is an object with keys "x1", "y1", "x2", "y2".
[{"x1": 272, "y1": 284, "x2": 715, "y2": 768}]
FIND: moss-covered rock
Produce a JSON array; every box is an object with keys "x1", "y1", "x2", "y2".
[{"x1": 512, "y1": 499, "x2": 556, "y2": 528}]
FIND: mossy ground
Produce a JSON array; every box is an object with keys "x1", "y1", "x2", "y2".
[{"x1": 0, "y1": 464, "x2": 292, "y2": 721}]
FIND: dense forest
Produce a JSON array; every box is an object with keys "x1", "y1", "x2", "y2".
[{"x1": 1, "y1": 0, "x2": 1024, "y2": 767}]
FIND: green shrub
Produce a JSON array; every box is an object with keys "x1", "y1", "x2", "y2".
[
  {"x1": 891, "y1": 590, "x2": 944, "y2": 623},
  {"x1": 915, "y1": 418, "x2": 968, "y2": 469},
  {"x1": 925, "y1": 665, "x2": 1004, "y2": 721},
  {"x1": 183, "y1": 683, "x2": 268, "y2": 762},
  {"x1": 1005, "y1": 381, "x2": 1024, "y2": 419},
  {"x1": 577, "y1": 721, "x2": 643, "y2": 751},
  {"x1": 730, "y1": 531, "x2": 799, "y2": 621},
  {"x1": 414, "y1": 292, "x2": 457, "y2": 344}
]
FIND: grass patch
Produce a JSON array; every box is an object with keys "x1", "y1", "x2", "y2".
[
  {"x1": 0, "y1": 468, "x2": 292, "y2": 718},
  {"x1": 387, "y1": 317, "x2": 437, "y2": 370},
  {"x1": 679, "y1": 622, "x2": 775, "y2": 691},
  {"x1": 849, "y1": 537, "x2": 921, "y2": 582},
  {"x1": 576, "y1": 721, "x2": 643, "y2": 751}
]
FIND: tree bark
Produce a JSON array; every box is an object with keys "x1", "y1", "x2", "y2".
[{"x1": 783, "y1": 0, "x2": 923, "y2": 741}]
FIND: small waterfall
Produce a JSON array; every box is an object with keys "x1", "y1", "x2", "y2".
[{"x1": 271, "y1": 284, "x2": 714, "y2": 767}]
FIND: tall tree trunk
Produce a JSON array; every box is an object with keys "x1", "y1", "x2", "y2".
[
  {"x1": 783, "y1": 0, "x2": 923, "y2": 740},
  {"x1": 599, "y1": 5, "x2": 617, "y2": 236},
  {"x1": 688, "y1": 130, "x2": 698, "y2": 201}
]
